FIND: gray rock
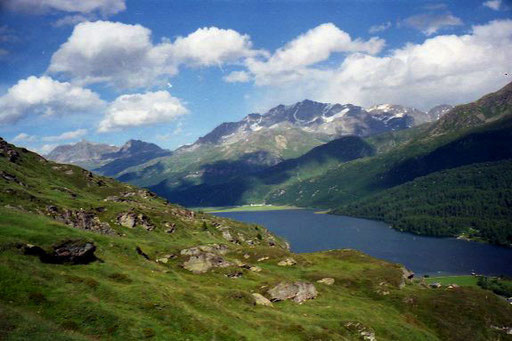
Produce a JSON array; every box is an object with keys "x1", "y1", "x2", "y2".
[
  {"x1": 267, "y1": 282, "x2": 317, "y2": 303},
  {"x1": 46, "y1": 206, "x2": 114, "y2": 235},
  {"x1": 183, "y1": 252, "x2": 233, "y2": 274},
  {"x1": 117, "y1": 212, "x2": 137, "y2": 228}
]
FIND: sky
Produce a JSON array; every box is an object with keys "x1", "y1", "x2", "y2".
[{"x1": 0, "y1": 0, "x2": 511, "y2": 153}]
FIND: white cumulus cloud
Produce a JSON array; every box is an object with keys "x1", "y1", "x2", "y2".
[
  {"x1": 48, "y1": 21, "x2": 263, "y2": 88},
  {"x1": 42, "y1": 128, "x2": 88, "y2": 141},
  {"x1": 48, "y1": 21, "x2": 172, "y2": 88},
  {"x1": 0, "y1": 76, "x2": 105, "y2": 124},
  {"x1": 245, "y1": 23, "x2": 385, "y2": 86},
  {"x1": 98, "y1": 91, "x2": 188, "y2": 132},
  {"x1": 172, "y1": 27, "x2": 266, "y2": 67},
  {"x1": 249, "y1": 19, "x2": 512, "y2": 111}
]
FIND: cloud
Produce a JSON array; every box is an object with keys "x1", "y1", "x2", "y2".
[
  {"x1": 172, "y1": 27, "x2": 266, "y2": 67},
  {"x1": 42, "y1": 128, "x2": 87, "y2": 142},
  {"x1": 38, "y1": 144, "x2": 58, "y2": 155},
  {"x1": 12, "y1": 133, "x2": 37, "y2": 142},
  {"x1": 248, "y1": 19, "x2": 512, "y2": 111},
  {"x1": 48, "y1": 21, "x2": 263, "y2": 88},
  {"x1": 483, "y1": 0, "x2": 502, "y2": 10},
  {"x1": 244, "y1": 23, "x2": 385, "y2": 86},
  {"x1": 404, "y1": 13, "x2": 463, "y2": 35},
  {"x1": 2, "y1": 0, "x2": 126, "y2": 16},
  {"x1": 369, "y1": 22, "x2": 392, "y2": 34},
  {"x1": 53, "y1": 14, "x2": 90, "y2": 27},
  {"x1": 223, "y1": 70, "x2": 251, "y2": 83},
  {"x1": 48, "y1": 21, "x2": 170, "y2": 88},
  {"x1": 98, "y1": 91, "x2": 188, "y2": 132},
  {"x1": 0, "y1": 76, "x2": 105, "y2": 124}
]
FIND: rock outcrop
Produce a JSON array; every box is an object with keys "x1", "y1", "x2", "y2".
[
  {"x1": 277, "y1": 257, "x2": 296, "y2": 266},
  {"x1": 22, "y1": 240, "x2": 97, "y2": 265},
  {"x1": 180, "y1": 244, "x2": 228, "y2": 256},
  {"x1": 267, "y1": 282, "x2": 317, "y2": 303},
  {"x1": 46, "y1": 206, "x2": 115, "y2": 235},
  {"x1": 183, "y1": 253, "x2": 233, "y2": 274},
  {"x1": 0, "y1": 137, "x2": 20, "y2": 163},
  {"x1": 116, "y1": 212, "x2": 155, "y2": 231}
]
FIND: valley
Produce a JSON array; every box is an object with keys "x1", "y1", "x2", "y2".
[{"x1": 1, "y1": 133, "x2": 511, "y2": 340}]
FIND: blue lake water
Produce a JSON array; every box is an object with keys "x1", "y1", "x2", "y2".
[{"x1": 215, "y1": 209, "x2": 512, "y2": 276}]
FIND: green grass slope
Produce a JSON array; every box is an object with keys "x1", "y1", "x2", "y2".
[
  {"x1": 1, "y1": 138, "x2": 512, "y2": 340},
  {"x1": 333, "y1": 160, "x2": 512, "y2": 246}
]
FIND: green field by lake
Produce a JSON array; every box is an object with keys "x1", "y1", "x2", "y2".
[{"x1": 424, "y1": 275, "x2": 479, "y2": 287}]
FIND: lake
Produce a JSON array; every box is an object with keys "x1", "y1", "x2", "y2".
[{"x1": 215, "y1": 209, "x2": 512, "y2": 276}]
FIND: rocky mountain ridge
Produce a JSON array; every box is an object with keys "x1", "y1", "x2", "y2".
[{"x1": 184, "y1": 100, "x2": 451, "y2": 151}]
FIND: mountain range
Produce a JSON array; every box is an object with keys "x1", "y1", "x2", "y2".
[
  {"x1": 146, "y1": 82, "x2": 512, "y2": 246},
  {"x1": 46, "y1": 139, "x2": 171, "y2": 176},
  {"x1": 42, "y1": 83, "x2": 512, "y2": 246},
  {"x1": 46, "y1": 101, "x2": 450, "y2": 189}
]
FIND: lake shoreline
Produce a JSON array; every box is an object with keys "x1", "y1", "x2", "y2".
[{"x1": 215, "y1": 209, "x2": 512, "y2": 277}]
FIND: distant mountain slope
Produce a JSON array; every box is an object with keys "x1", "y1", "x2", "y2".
[
  {"x1": 264, "y1": 83, "x2": 512, "y2": 216},
  {"x1": 431, "y1": 81, "x2": 512, "y2": 135},
  {"x1": 334, "y1": 160, "x2": 512, "y2": 247},
  {"x1": 120, "y1": 99, "x2": 443, "y2": 194},
  {"x1": 45, "y1": 139, "x2": 171, "y2": 177},
  {"x1": 149, "y1": 136, "x2": 376, "y2": 207},
  {"x1": 94, "y1": 139, "x2": 171, "y2": 176},
  {"x1": 156, "y1": 82, "x2": 512, "y2": 223},
  {"x1": 46, "y1": 140, "x2": 119, "y2": 169}
]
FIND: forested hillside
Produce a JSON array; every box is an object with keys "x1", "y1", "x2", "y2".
[{"x1": 334, "y1": 160, "x2": 512, "y2": 246}]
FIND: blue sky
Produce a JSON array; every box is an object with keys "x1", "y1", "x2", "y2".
[{"x1": 0, "y1": 0, "x2": 511, "y2": 153}]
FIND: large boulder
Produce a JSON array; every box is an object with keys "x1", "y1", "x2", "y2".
[
  {"x1": 117, "y1": 212, "x2": 137, "y2": 228},
  {"x1": 183, "y1": 253, "x2": 233, "y2": 274},
  {"x1": 399, "y1": 267, "x2": 415, "y2": 289},
  {"x1": 267, "y1": 282, "x2": 317, "y2": 303},
  {"x1": 51, "y1": 241, "x2": 97, "y2": 264},
  {"x1": 116, "y1": 212, "x2": 156, "y2": 231},
  {"x1": 23, "y1": 240, "x2": 97, "y2": 265}
]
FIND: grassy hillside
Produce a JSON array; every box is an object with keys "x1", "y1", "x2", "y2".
[
  {"x1": 1, "y1": 138, "x2": 512, "y2": 340},
  {"x1": 333, "y1": 160, "x2": 512, "y2": 246}
]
